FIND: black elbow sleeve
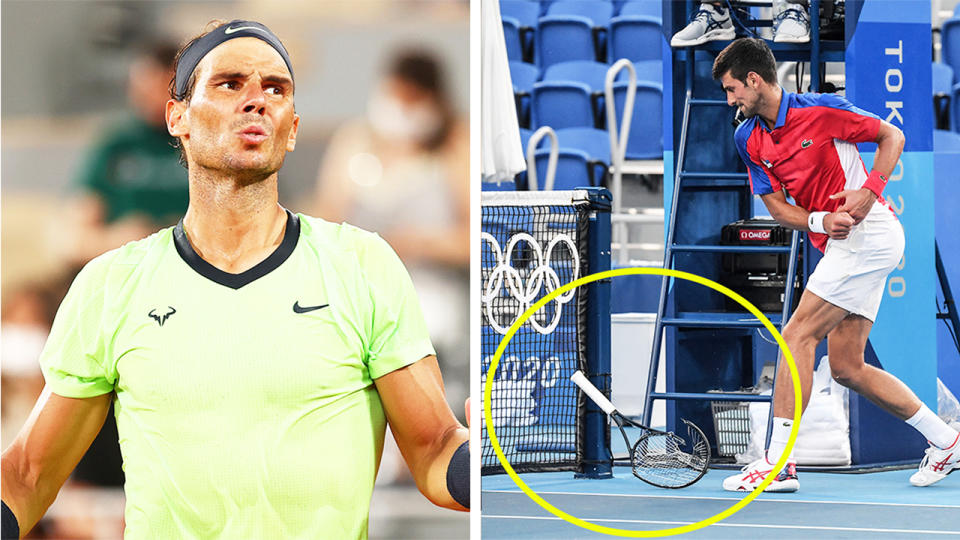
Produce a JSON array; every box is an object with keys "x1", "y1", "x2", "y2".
[
  {"x1": 2, "y1": 501, "x2": 19, "y2": 540},
  {"x1": 445, "y1": 441, "x2": 470, "y2": 509}
]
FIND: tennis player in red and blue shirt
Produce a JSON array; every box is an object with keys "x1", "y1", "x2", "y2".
[{"x1": 713, "y1": 38, "x2": 958, "y2": 493}]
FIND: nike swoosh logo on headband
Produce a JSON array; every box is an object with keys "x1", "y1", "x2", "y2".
[{"x1": 225, "y1": 25, "x2": 264, "y2": 35}]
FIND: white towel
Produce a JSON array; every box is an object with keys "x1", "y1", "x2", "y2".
[{"x1": 481, "y1": 0, "x2": 526, "y2": 183}]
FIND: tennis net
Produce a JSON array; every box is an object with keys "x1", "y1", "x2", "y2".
[{"x1": 480, "y1": 189, "x2": 611, "y2": 475}]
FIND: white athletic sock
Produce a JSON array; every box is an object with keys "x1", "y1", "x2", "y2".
[
  {"x1": 905, "y1": 405, "x2": 959, "y2": 449},
  {"x1": 766, "y1": 417, "x2": 796, "y2": 464}
]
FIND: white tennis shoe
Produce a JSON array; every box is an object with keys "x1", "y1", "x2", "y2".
[
  {"x1": 910, "y1": 434, "x2": 959, "y2": 487},
  {"x1": 773, "y1": 0, "x2": 810, "y2": 43},
  {"x1": 670, "y1": 3, "x2": 736, "y2": 47},
  {"x1": 722, "y1": 455, "x2": 799, "y2": 492}
]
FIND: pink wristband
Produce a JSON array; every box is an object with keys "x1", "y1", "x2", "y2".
[{"x1": 862, "y1": 170, "x2": 888, "y2": 198}]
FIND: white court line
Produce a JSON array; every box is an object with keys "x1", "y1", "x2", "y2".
[
  {"x1": 483, "y1": 489, "x2": 960, "y2": 509},
  {"x1": 483, "y1": 515, "x2": 960, "y2": 536}
]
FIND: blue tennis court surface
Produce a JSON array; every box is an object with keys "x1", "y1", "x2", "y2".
[{"x1": 482, "y1": 467, "x2": 960, "y2": 538}]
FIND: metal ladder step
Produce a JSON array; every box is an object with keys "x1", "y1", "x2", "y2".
[
  {"x1": 660, "y1": 311, "x2": 783, "y2": 328},
  {"x1": 671, "y1": 244, "x2": 791, "y2": 253},
  {"x1": 649, "y1": 392, "x2": 772, "y2": 403}
]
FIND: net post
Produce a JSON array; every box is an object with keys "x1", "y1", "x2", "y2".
[{"x1": 575, "y1": 188, "x2": 613, "y2": 479}]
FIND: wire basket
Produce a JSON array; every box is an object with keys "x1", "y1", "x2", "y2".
[{"x1": 710, "y1": 400, "x2": 752, "y2": 457}]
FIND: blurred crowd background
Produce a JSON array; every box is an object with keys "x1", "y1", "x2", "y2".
[{"x1": 1, "y1": 1, "x2": 469, "y2": 538}]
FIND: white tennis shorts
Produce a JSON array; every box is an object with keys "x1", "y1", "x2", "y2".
[{"x1": 805, "y1": 202, "x2": 904, "y2": 322}]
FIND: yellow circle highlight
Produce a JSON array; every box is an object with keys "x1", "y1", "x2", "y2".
[{"x1": 483, "y1": 267, "x2": 802, "y2": 537}]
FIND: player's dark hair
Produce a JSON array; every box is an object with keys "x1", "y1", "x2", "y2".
[
  {"x1": 712, "y1": 38, "x2": 778, "y2": 85},
  {"x1": 387, "y1": 48, "x2": 454, "y2": 151}
]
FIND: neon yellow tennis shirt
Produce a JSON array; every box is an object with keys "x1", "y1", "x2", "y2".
[{"x1": 39, "y1": 210, "x2": 435, "y2": 539}]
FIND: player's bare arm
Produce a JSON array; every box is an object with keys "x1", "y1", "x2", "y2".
[
  {"x1": 760, "y1": 190, "x2": 854, "y2": 239},
  {"x1": 374, "y1": 355, "x2": 469, "y2": 511},
  {"x1": 829, "y1": 120, "x2": 905, "y2": 223},
  {"x1": 1, "y1": 389, "x2": 112, "y2": 538}
]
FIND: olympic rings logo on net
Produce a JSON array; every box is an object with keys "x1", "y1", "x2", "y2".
[{"x1": 480, "y1": 231, "x2": 580, "y2": 335}]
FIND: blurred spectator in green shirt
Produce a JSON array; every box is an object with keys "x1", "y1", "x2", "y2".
[{"x1": 64, "y1": 40, "x2": 188, "y2": 266}]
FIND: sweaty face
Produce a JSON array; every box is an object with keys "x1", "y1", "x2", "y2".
[
  {"x1": 720, "y1": 72, "x2": 761, "y2": 118},
  {"x1": 172, "y1": 38, "x2": 299, "y2": 178}
]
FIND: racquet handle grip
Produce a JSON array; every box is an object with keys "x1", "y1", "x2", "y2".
[{"x1": 570, "y1": 371, "x2": 617, "y2": 416}]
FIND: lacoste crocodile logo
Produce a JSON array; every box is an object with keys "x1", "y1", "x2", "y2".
[
  {"x1": 148, "y1": 307, "x2": 177, "y2": 327},
  {"x1": 801, "y1": 139, "x2": 813, "y2": 148}
]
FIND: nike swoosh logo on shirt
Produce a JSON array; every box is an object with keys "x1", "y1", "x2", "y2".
[
  {"x1": 225, "y1": 26, "x2": 264, "y2": 35},
  {"x1": 293, "y1": 301, "x2": 329, "y2": 314}
]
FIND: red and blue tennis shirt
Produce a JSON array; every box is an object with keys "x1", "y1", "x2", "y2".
[{"x1": 734, "y1": 91, "x2": 894, "y2": 252}]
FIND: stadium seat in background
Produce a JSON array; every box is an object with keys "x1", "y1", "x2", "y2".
[
  {"x1": 537, "y1": 16, "x2": 600, "y2": 68},
  {"x1": 502, "y1": 16, "x2": 524, "y2": 62},
  {"x1": 617, "y1": 0, "x2": 661, "y2": 19},
  {"x1": 537, "y1": 2, "x2": 613, "y2": 68},
  {"x1": 510, "y1": 61, "x2": 540, "y2": 128},
  {"x1": 501, "y1": 0, "x2": 540, "y2": 62},
  {"x1": 933, "y1": 62, "x2": 954, "y2": 130},
  {"x1": 612, "y1": 80, "x2": 664, "y2": 159},
  {"x1": 609, "y1": 6, "x2": 663, "y2": 63},
  {"x1": 542, "y1": 60, "x2": 609, "y2": 88},
  {"x1": 533, "y1": 147, "x2": 606, "y2": 190},
  {"x1": 942, "y1": 17, "x2": 960, "y2": 84},
  {"x1": 541, "y1": 60, "x2": 610, "y2": 126},
  {"x1": 547, "y1": 1, "x2": 614, "y2": 24},
  {"x1": 554, "y1": 127, "x2": 611, "y2": 165},
  {"x1": 532, "y1": 80, "x2": 595, "y2": 129},
  {"x1": 528, "y1": 126, "x2": 611, "y2": 163},
  {"x1": 615, "y1": 59, "x2": 662, "y2": 84}
]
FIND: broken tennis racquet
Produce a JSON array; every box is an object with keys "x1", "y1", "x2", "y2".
[{"x1": 570, "y1": 370, "x2": 711, "y2": 488}]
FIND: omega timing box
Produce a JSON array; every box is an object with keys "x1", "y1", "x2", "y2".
[{"x1": 719, "y1": 219, "x2": 802, "y2": 312}]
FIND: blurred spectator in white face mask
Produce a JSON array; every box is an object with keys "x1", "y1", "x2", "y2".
[
  {"x1": 1, "y1": 281, "x2": 65, "y2": 448},
  {"x1": 314, "y1": 48, "x2": 468, "y2": 483}
]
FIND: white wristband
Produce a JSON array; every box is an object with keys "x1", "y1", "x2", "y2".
[{"x1": 808, "y1": 211, "x2": 828, "y2": 234}]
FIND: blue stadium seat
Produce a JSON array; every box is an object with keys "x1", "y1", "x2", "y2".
[
  {"x1": 537, "y1": 16, "x2": 598, "y2": 68},
  {"x1": 612, "y1": 80, "x2": 664, "y2": 159},
  {"x1": 942, "y1": 18, "x2": 960, "y2": 84},
  {"x1": 501, "y1": 0, "x2": 540, "y2": 61},
  {"x1": 615, "y1": 59, "x2": 663, "y2": 84},
  {"x1": 502, "y1": 16, "x2": 524, "y2": 63},
  {"x1": 934, "y1": 62, "x2": 954, "y2": 130},
  {"x1": 501, "y1": 0, "x2": 540, "y2": 27},
  {"x1": 555, "y1": 127, "x2": 611, "y2": 164},
  {"x1": 618, "y1": 0, "x2": 661, "y2": 19},
  {"x1": 544, "y1": 1, "x2": 614, "y2": 64},
  {"x1": 529, "y1": 127, "x2": 611, "y2": 164},
  {"x1": 542, "y1": 60, "x2": 609, "y2": 88},
  {"x1": 609, "y1": 12, "x2": 662, "y2": 63},
  {"x1": 532, "y1": 80, "x2": 595, "y2": 129},
  {"x1": 510, "y1": 61, "x2": 540, "y2": 128},
  {"x1": 540, "y1": 61, "x2": 610, "y2": 128},
  {"x1": 533, "y1": 148, "x2": 606, "y2": 190},
  {"x1": 547, "y1": 0, "x2": 613, "y2": 22}
]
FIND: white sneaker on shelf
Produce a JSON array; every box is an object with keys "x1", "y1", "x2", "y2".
[
  {"x1": 910, "y1": 434, "x2": 959, "y2": 487},
  {"x1": 773, "y1": 0, "x2": 811, "y2": 43},
  {"x1": 670, "y1": 3, "x2": 736, "y2": 47},
  {"x1": 722, "y1": 455, "x2": 799, "y2": 492}
]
